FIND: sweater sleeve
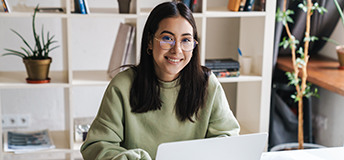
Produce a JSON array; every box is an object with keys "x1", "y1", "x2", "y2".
[
  {"x1": 206, "y1": 76, "x2": 240, "y2": 138},
  {"x1": 80, "y1": 79, "x2": 152, "y2": 160}
]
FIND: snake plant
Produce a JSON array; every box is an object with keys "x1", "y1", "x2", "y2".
[{"x1": 2, "y1": 4, "x2": 59, "y2": 59}]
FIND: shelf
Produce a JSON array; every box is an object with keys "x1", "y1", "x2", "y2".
[
  {"x1": 206, "y1": 7, "x2": 266, "y2": 17},
  {"x1": 276, "y1": 55, "x2": 344, "y2": 96},
  {"x1": 217, "y1": 75, "x2": 262, "y2": 83},
  {"x1": 72, "y1": 70, "x2": 111, "y2": 86},
  {"x1": 0, "y1": 12, "x2": 68, "y2": 18},
  {"x1": 0, "y1": 71, "x2": 69, "y2": 88},
  {"x1": 70, "y1": 8, "x2": 137, "y2": 18}
]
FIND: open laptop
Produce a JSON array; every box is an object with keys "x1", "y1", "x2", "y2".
[{"x1": 155, "y1": 132, "x2": 268, "y2": 160}]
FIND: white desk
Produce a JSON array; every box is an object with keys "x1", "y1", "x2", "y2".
[{"x1": 261, "y1": 147, "x2": 344, "y2": 160}]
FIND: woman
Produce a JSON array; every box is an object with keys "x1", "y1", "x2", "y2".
[{"x1": 80, "y1": 1, "x2": 240, "y2": 160}]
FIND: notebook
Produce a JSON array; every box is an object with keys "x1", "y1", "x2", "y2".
[{"x1": 155, "y1": 132, "x2": 268, "y2": 160}]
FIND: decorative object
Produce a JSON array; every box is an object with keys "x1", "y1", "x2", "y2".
[
  {"x1": 322, "y1": 0, "x2": 344, "y2": 69},
  {"x1": 336, "y1": 46, "x2": 344, "y2": 69},
  {"x1": 276, "y1": 0, "x2": 326, "y2": 149},
  {"x1": 117, "y1": 0, "x2": 131, "y2": 13},
  {"x1": 2, "y1": 4, "x2": 59, "y2": 83}
]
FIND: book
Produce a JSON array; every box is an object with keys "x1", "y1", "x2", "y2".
[
  {"x1": 182, "y1": 0, "x2": 192, "y2": 9},
  {"x1": 1, "y1": 0, "x2": 10, "y2": 13},
  {"x1": 3, "y1": 129, "x2": 55, "y2": 154},
  {"x1": 244, "y1": 0, "x2": 255, "y2": 11},
  {"x1": 238, "y1": 0, "x2": 247, "y2": 11},
  {"x1": 121, "y1": 25, "x2": 136, "y2": 72},
  {"x1": 191, "y1": 0, "x2": 197, "y2": 12},
  {"x1": 253, "y1": 0, "x2": 265, "y2": 11},
  {"x1": 74, "y1": 0, "x2": 87, "y2": 14},
  {"x1": 84, "y1": 0, "x2": 90, "y2": 14},
  {"x1": 227, "y1": 0, "x2": 241, "y2": 12},
  {"x1": 37, "y1": 8, "x2": 64, "y2": 13},
  {"x1": 205, "y1": 58, "x2": 240, "y2": 71},
  {"x1": 108, "y1": 23, "x2": 136, "y2": 78},
  {"x1": 71, "y1": 0, "x2": 75, "y2": 12},
  {"x1": 213, "y1": 70, "x2": 240, "y2": 77}
]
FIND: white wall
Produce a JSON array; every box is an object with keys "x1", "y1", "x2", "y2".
[{"x1": 312, "y1": 20, "x2": 344, "y2": 147}]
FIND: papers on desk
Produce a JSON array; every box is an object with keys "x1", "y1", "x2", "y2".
[{"x1": 261, "y1": 151, "x2": 326, "y2": 160}]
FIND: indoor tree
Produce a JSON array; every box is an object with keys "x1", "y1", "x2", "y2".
[{"x1": 276, "y1": 0, "x2": 326, "y2": 149}]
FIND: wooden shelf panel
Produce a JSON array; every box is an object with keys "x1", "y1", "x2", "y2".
[
  {"x1": 218, "y1": 75, "x2": 262, "y2": 83},
  {"x1": 276, "y1": 55, "x2": 344, "y2": 96},
  {"x1": 0, "y1": 71, "x2": 68, "y2": 88},
  {"x1": 72, "y1": 70, "x2": 111, "y2": 86}
]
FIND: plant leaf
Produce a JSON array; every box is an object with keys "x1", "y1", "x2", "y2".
[
  {"x1": 3, "y1": 48, "x2": 28, "y2": 58},
  {"x1": 10, "y1": 29, "x2": 35, "y2": 54}
]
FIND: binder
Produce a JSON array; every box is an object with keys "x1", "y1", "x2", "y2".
[{"x1": 227, "y1": 0, "x2": 241, "y2": 12}]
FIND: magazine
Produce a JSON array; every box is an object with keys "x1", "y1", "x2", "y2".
[{"x1": 3, "y1": 129, "x2": 55, "y2": 154}]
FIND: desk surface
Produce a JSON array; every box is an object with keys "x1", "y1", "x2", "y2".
[
  {"x1": 261, "y1": 147, "x2": 344, "y2": 160},
  {"x1": 277, "y1": 55, "x2": 344, "y2": 96}
]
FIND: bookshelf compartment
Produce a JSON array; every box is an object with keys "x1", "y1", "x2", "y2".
[{"x1": 1, "y1": 87, "x2": 67, "y2": 131}]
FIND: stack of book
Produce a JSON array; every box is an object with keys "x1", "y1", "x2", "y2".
[
  {"x1": 107, "y1": 23, "x2": 136, "y2": 78},
  {"x1": 227, "y1": 0, "x2": 265, "y2": 12},
  {"x1": 205, "y1": 59, "x2": 240, "y2": 78},
  {"x1": 3, "y1": 129, "x2": 55, "y2": 154}
]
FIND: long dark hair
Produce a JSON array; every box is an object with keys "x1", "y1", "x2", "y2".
[{"x1": 129, "y1": 1, "x2": 210, "y2": 122}]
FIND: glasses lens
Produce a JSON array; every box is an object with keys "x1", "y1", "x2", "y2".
[
  {"x1": 181, "y1": 40, "x2": 197, "y2": 52},
  {"x1": 160, "y1": 41, "x2": 174, "y2": 50}
]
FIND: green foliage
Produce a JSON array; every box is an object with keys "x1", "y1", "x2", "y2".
[
  {"x1": 298, "y1": 2, "x2": 327, "y2": 14},
  {"x1": 276, "y1": 8, "x2": 294, "y2": 25},
  {"x1": 2, "y1": 4, "x2": 59, "y2": 59},
  {"x1": 297, "y1": 47, "x2": 304, "y2": 58},
  {"x1": 304, "y1": 36, "x2": 318, "y2": 42},
  {"x1": 279, "y1": 36, "x2": 300, "y2": 49},
  {"x1": 286, "y1": 71, "x2": 300, "y2": 86},
  {"x1": 286, "y1": 73, "x2": 320, "y2": 102}
]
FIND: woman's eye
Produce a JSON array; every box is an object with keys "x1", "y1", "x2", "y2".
[
  {"x1": 162, "y1": 36, "x2": 173, "y2": 41},
  {"x1": 182, "y1": 38, "x2": 192, "y2": 43}
]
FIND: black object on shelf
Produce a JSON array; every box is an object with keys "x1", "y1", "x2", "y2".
[{"x1": 118, "y1": 0, "x2": 131, "y2": 13}]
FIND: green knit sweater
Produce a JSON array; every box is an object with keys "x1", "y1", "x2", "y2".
[{"x1": 80, "y1": 68, "x2": 240, "y2": 160}]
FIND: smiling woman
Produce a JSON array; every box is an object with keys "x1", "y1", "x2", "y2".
[
  {"x1": 150, "y1": 17, "x2": 195, "y2": 82},
  {"x1": 80, "y1": 1, "x2": 240, "y2": 160}
]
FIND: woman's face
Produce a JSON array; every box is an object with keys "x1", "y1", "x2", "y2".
[{"x1": 150, "y1": 16, "x2": 194, "y2": 82}]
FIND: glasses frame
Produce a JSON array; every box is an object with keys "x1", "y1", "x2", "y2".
[{"x1": 154, "y1": 35, "x2": 198, "y2": 52}]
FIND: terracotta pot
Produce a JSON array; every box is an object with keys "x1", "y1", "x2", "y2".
[
  {"x1": 23, "y1": 58, "x2": 52, "y2": 82},
  {"x1": 336, "y1": 45, "x2": 344, "y2": 69}
]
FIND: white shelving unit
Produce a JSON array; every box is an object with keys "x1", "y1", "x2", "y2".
[{"x1": 0, "y1": 0, "x2": 276, "y2": 159}]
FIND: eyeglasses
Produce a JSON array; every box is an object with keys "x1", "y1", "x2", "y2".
[{"x1": 154, "y1": 35, "x2": 198, "y2": 52}]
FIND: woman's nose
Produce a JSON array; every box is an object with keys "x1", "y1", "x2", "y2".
[{"x1": 170, "y1": 41, "x2": 183, "y2": 54}]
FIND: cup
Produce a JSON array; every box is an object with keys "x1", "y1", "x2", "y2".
[{"x1": 240, "y1": 56, "x2": 252, "y2": 75}]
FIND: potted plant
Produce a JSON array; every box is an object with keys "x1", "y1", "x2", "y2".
[
  {"x1": 322, "y1": 0, "x2": 344, "y2": 69},
  {"x1": 2, "y1": 4, "x2": 59, "y2": 83},
  {"x1": 274, "y1": 0, "x2": 326, "y2": 150}
]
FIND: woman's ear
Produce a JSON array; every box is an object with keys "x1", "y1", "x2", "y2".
[{"x1": 147, "y1": 33, "x2": 153, "y2": 49}]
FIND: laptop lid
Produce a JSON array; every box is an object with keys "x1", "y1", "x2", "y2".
[{"x1": 155, "y1": 132, "x2": 268, "y2": 160}]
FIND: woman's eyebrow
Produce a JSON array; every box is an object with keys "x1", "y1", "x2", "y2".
[{"x1": 160, "y1": 30, "x2": 192, "y2": 37}]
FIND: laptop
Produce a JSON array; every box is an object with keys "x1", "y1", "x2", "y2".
[{"x1": 155, "y1": 132, "x2": 268, "y2": 160}]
